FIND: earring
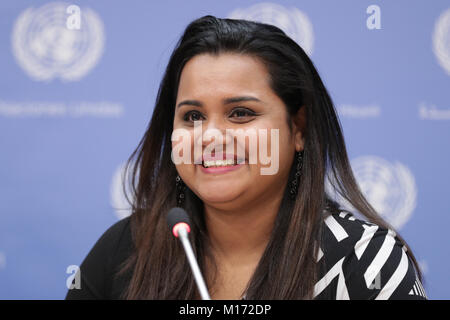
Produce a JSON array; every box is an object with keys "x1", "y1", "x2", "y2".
[
  {"x1": 175, "y1": 174, "x2": 186, "y2": 207},
  {"x1": 289, "y1": 150, "x2": 304, "y2": 200}
]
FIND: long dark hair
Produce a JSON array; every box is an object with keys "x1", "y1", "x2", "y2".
[{"x1": 118, "y1": 15, "x2": 422, "y2": 299}]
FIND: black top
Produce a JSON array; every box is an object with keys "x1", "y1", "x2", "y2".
[
  {"x1": 65, "y1": 216, "x2": 134, "y2": 299},
  {"x1": 65, "y1": 211, "x2": 427, "y2": 300}
]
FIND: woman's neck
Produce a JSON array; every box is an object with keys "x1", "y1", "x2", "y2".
[{"x1": 203, "y1": 189, "x2": 285, "y2": 264}]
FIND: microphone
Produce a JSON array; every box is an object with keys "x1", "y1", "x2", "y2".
[{"x1": 167, "y1": 207, "x2": 211, "y2": 300}]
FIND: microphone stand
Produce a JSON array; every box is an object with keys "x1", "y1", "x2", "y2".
[{"x1": 177, "y1": 227, "x2": 211, "y2": 300}]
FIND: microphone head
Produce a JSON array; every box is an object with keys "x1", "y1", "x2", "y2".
[{"x1": 167, "y1": 207, "x2": 191, "y2": 238}]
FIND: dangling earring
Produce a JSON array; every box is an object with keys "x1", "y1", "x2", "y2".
[
  {"x1": 289, "y1": 150, "x2": 304, "y2": 200},
  {"x1": 175, "y1": 174, "x2": 186, "y2": 207}
]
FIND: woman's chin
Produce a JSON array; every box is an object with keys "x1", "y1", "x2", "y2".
[{"x1": 196, "y1": 187, "x2": 244, "y2": 204}]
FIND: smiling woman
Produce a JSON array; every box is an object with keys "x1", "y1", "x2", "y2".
[{"x1": 66, "y1": 15, "x2": 426, "y2": 300}]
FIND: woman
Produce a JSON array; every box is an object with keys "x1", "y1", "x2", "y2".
[{"x1": 66, "y1": 15, "x2": 426, "y2": 300}]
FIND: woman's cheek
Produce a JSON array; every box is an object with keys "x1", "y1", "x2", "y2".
[{"x1": 171, "y1": 129, "x2": 196, "y2": 166}]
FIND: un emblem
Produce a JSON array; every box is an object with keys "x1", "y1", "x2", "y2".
[
  {"x1": 351, "y1": 156, "x2": 417, "y2": 230},
  {"x1": 433, "y1": 8, "x2": 450, "y2": 76},
  {"x1": 326, "y1": 156, "x2": 417, "y2": 229},
  {"x1": 228, "y1": 2, "x2": 314, "y2": 56},
  {"x1": 11, "y1": 2, "x2": 105, "y2": 82}
]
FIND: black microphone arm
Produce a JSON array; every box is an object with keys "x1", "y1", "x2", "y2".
[{"x1": 167, "y1": 207, "x2": 211, "y2": 300}]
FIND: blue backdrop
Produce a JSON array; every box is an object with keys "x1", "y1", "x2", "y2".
[{"x1": 0, "y1": 0, "x2": 449, "y2": 299}]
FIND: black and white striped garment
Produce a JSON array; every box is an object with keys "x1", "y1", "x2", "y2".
[{"x1": 314, "y1": 211, "x2": 427, "y2": 300}]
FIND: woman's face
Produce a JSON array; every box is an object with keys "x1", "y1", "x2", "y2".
[{"x1": 172, "y1": 53, "x2": 304, "y2": 211}]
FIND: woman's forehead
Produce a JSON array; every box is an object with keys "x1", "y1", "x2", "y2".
[{"x1": 177, "y1": 53, "x2": 273, "y2": 103}]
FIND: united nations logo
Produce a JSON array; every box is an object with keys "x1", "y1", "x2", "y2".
[
  {"x1": 11, "y1": 2, "x2": 105, "y2": 82},
  {"x1": 433, "y1": 8, "x2": 450, "y2": 75},
  {"x1": 110, "y1": 163, "x2": 133, "y2": 220},
  {"x1": 228, "y1": 2, "x2": 314, "y2": 56},
  {"x1": 326, "y1": 156, "x2": 417, "y2": 230},
  {"x1": 352, "y1": 156, "x2": 417, "y2": 229}
]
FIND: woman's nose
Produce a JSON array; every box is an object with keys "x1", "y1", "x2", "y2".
[{"x1": 194, "y1": 117, "x2": 234, "y2": 148}]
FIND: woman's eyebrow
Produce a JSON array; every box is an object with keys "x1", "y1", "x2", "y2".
[
  {"x1": 223, "y1": 96, "x2": 261, "y2": 104},
  {"x1": 176, "y1": 99, "x2": 202, "y2": 108},
  {"x1": 177, "y1": 96, "x2": 261, "y2": 108}
]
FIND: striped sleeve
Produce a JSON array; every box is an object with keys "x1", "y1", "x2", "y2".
[{"x1": 342, "y1": 226, "x2": 427, "y2": 300}]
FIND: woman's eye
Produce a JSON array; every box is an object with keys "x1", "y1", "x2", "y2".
[
  {"x1": 183, "y1": 110, "x2": 204, "y2": 122},
  {"x1": 230, "y1": 108, "x2": 256, "y2": 119},
  {"x1": 183, "y1": 108, "x2": 256, "y2": 123}
]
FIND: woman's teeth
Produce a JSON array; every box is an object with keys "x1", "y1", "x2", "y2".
[
  {"x1": 201, "y1": 158, "x2": 250, "y2": 168},
  {"x1": 202, "y1": 159, "x2": 236, "y2": 168}
]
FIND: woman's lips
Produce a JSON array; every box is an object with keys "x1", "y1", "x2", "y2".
[
  {"x1": 194, "y1": 153, "x2": 244, "y2": 164},
  {"x1": 198, "y1": 163, "x2": 244, "y2": 174},
  {"x1": 193, "y1": 153, "x2": 244, "y2": 174}
]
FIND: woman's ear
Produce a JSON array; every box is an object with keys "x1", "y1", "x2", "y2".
[{"x1": 292, "y1": 105, "x2": 306, "y2": 152}]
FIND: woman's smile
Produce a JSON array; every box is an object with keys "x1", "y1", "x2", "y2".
[
  {"x1": 198, "y1": 161, "x2": 244, "y2": 174},
  {"x1": 195, "y1": 152, "x2": 246, "y2": 174}
]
